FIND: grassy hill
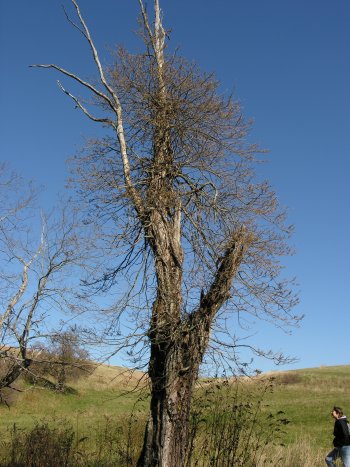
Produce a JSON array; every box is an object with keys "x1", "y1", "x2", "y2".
[
  {"x1": 0, "y1": 364, "x2": 349, "y2": 465},
  {"x1": 0, "y1": 364, "x2": 147, "y2": 430},
  {"x1": 264, "y1": 365, "x2": 350, "y2": 446}
]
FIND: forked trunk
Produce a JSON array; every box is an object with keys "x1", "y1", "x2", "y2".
[{"x1": 137, "y1": 229, "x2": 249, "y2": 466}]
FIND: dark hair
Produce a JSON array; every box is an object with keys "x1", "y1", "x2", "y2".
[{"x1": 333, "y1": 406, "x2": 344, "y2": 417}]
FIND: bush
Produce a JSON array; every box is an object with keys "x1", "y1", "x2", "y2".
[
  {"x1": 3, "y1": 422, "x2": 74, "y2": 467},
  {"x1": 23, "y1": 332, "x2": 92, "y2": 392},
  {"x1": 275, "y1": 373, "x2": 302, "y2": 386},
  {"x1": 186, "y1": 377, "x2": 290, "y2": 466},
  {"x1": 72, "y1": 413, "x2": 146, "y2": 466},
  {"x1": 0, "y1": 414, "x2": 146, "y2": 467}
]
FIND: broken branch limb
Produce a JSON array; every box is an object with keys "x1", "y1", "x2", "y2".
[{"x1": 57, "y1": 81, "x2": 113, "y2": 124}]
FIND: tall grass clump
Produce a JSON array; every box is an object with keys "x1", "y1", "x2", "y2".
[
  {"x1": 0, "y1": 413, "x2": 146, "y2": 467},
  {"x1": 258, "y1": 438, "x2": 335, "y2": 466},
  {"x1": 2, "y1": 422, "x2": 74, "y2": 467},
  {"x1": 73, "y1": 412, "x2": 146, "y2": 466},
  {"x1": 186, "y1": 377, "x2": 290, "y2": 466}
]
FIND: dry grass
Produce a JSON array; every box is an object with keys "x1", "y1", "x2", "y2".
[
  {"x1": 258, "y1": 438, "x2": 344, "y2": 466},
  {"x1": 73, "y1": 363, "x2": 146, "y2": 391}
]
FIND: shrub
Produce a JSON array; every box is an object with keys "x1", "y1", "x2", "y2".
[
  {"x1": 186, "y1": 377, "x2": 290, "y2": 466},
  {"x1": 275, "y1": 373, "x2": 302, "y2": 386},
  {"x1": 3, "y1": 422, "x2": 74, "y2": 467},
  {"x1": 72, "y1": 413, "x2": 146, "y2": 466},
  {"x1": 0, "y1": 414, "x2": 146, "y2": 467},
  {"x1": 23, "y1": 332, "x2": 92, "y2": 392}
]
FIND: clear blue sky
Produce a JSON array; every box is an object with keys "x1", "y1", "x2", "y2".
[{"x1": 1, "y1": 0, "x2": 349, "y2": 372}]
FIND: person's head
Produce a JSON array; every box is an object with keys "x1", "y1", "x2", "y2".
[{"x1": 331, "y1": 406, "x2": 344, "y2": 419}]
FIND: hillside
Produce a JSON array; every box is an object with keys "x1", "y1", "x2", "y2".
[
  {"x1": 0, "y1": 363, "x2": 147, "y2": 430},
  {"x1": 263, "y1": 365, "x2": 350, "y2": 446}
]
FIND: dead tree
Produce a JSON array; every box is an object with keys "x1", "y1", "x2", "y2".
[
  {"x1": 0, "y1": 167, "x2": 89, "y2": 394},
  {"x1": 33, "y1": 1, "x2": 300, "y2": 465}
]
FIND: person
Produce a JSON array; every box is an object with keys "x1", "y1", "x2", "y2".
[{"x1": 325, "y1": 406, "x2": 350, "y2": 467}]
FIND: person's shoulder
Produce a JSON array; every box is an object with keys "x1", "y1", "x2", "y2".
[{"x1": 334, "y1": 418, "x2": 344, "y2": 429}]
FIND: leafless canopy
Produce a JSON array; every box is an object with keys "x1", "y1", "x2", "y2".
[
  {"x1": 33, "y1": 1, "x2": 301, "y2": 464},
  {"x1": 33, "y1": 1, "x2": 299, "y2": 362}
]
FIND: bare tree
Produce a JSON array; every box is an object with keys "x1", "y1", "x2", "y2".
[
  {"x1": 33, "y1": 1, "x2": 300, "y2": 465},
  {"x1": 26, "y1": 331, "x2": 90, "y2": 392},
  {"x1": 0, "y1": 166, "x2": 89, "y2": 395}
]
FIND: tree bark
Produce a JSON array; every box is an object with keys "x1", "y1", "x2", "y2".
[{"x1": 138, "y1": 337, "x2": 201, "y2": 466}]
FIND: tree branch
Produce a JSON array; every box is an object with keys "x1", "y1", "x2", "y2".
[
  {"x1": 0, "y1": 245, "x2": 42, "y2": 331},
  {"x1": 138, "y1": 0, "x2": 154, "y2": 46},
  {"x1": 57, "y1": 81, "x2": 113, "y2": 124},
  {"x1": 194, "y1": 226, "x2": 254, "y2": 322},
  {"x1": 30, "y1": 64, "x2": 114, "y2": 109},
  {"x1": 70, "y1": 0, "x2": 121, "y2": 109}
]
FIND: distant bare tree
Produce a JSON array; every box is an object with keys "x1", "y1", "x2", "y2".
[
  {"x1": 33, "y1": 1, "x2": 301, "y2": 465},
  {"x1": 48, "y1": 331, "x2": 89, "y2": 391},
  {"x1": 0, "y1": 166, "x2": 89, "y2": 395},
  {"x1": 26, "y1": 331, "x2": 90, "y2": 392}
]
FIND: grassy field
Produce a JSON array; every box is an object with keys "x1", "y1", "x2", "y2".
[
  {"x1": 264, "y1": 365, "x2": 350, "y2": 448},
  {"x1": 0, "y1": 364, "x2": 148, "y2": 432},
  {"x1": 0, "y1": 364, "x2": 349, "y2": 465}
]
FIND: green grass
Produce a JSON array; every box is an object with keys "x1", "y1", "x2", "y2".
[
  {"x1": 0, "y1": 364, "x2": 349, "y2": 453},
  {"x1": 0, "y1": 364, "x2": 148, "y2": 436},
  {"x1": 263, "y1": 365, "x2": 350, "y2": 448}
]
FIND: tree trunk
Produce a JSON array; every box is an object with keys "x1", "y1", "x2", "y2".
[
  {"x1": 0, "y1": 344, "x2": 31, "y2": 391},
  {"x1": 0, "y1": 360, "x2": 30, "y2": 391},
  {"x1": 138, "y1": 337, "x2": 202, "y2": 467},
  {"x1": 138, "y1": 309, "x2": 211, "y2": 466}
]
